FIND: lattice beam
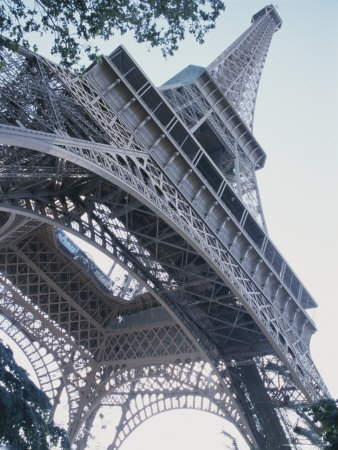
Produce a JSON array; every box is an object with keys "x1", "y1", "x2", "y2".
[
  {"x1": 207, "y1": 5, "x2": 282, "y2": 129},
  {"x1": 0, "y1": 13, "x2": 329, "y2": 448}
]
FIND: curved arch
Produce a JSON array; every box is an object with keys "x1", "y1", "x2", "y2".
[
  {"x1": 110, "y1": 395, "x2": 230, "y2": 450},
  {"x1": 0, "y1": 212, "x2": 42, "y2": 246},
  {"x1": 0, "y1": 228, "x2": 221, "y2": 444},
  {"x1": 0, "y1": 124, "x2": 318, "y2": 405},
  {"x1": 0, "y1": 39, "x2": 322, "y2": 450},
  {"x1": 73, "y1": 360, "x2": 251, "y2": 449},
  {"x1": 0, "y1": 131, "x2": 233, "y2": 378},
  {"x1": 0, "y1": 212, "x2": 16, "y2": 235},
  {"x1": 0, "y1": 128, "x2": 313, "y2": 446}
]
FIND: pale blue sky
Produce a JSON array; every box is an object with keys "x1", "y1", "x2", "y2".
[{"x1": 2, "y1": 1, "x2": 338, "y2": 448}]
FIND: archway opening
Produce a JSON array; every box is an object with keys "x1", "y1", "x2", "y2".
[{"x1": 84, "y1": 407, "x2": 249, "y2": 450}]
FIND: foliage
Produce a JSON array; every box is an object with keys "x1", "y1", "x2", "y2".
[
  {"x1": 0, "y1": 339, "x2": 69, "y2": 449},
  {"x1": 0, "y1": 0, "x2": 226, "y2": 67},
  {"x1": 308, "y1": 399, "x2": 338, "y2": 447},
  {"x1": 294, "y1": 399, "x2": 338, "y2": 448}
]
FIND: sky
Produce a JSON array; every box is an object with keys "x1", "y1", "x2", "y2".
[{"x1": 2, "y1": 1, "x2": 338, "y2": 449}]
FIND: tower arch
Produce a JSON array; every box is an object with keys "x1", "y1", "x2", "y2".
[{"x1": 0, "y1": 6, "x2": 329, "y2": 448}]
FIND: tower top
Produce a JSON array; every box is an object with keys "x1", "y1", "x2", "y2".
[
  {"x1": 206, "y1": 4, "x2": 282, "y2": 129},
  {"x1": 251, "y1": 4, "x2": 282, "y2": 30},
  {"x1": 163, "y1": 6, "x2": 282, "y2": 130}
]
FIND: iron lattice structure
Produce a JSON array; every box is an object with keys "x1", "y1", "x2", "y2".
[{"x1": 0, "y1": 5, "x2": 329, "y2": 449}]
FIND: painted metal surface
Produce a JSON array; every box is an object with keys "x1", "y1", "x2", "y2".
[{"x1": 0, "y1": 6, "x2": 328, "y2": 449}]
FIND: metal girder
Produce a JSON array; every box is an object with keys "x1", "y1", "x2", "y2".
[
  {"x1": 76, "y1": 360, "x2": 252, "y2": 449},
  {"x1": 0, "y1": 196, "x2": 258, "y2": 443},
  {"x1": 0, "y1": 233, "x2": 217, "y2": 442},
  {"x1": 0, "y1": 121, "x2": 324, "y2": 404},
  {"x1": 160, "y1": 83, "x2": 267, "y2": 228},
  {"x1": 0, "y1": 10, "x2": 329, "y2": 448}
]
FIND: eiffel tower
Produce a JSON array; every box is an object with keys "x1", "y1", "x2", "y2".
[{"x1": 0, "y1": 5, "x2": 329, "y2": 449}]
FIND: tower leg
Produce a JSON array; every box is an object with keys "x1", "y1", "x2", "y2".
[{"x1": 231, "y1": 363, "x2": 290, "y2": 449}]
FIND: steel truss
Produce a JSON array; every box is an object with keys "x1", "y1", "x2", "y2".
[
  {"x1": 0, "y1": 240, "x2": 251, "y2": 446},
  {"x1": 0, "y1": 5, "x2": 328, "y2": 449},
  {"x1": 207, "y1": 5, "x2": 282, "y2": 130},
  {"x1": 160, "y1": 82, "x2": 267, "y2": 228}
]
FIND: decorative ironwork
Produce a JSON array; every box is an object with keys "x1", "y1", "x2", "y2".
[{"x1": 0, "y1": 5, "x2": 328, "y2": 449}]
